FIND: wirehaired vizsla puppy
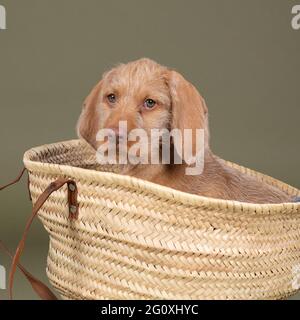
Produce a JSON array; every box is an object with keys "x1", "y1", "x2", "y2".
[{"x1": 77, "y1": 58, "x2": 292, "y2": 204}]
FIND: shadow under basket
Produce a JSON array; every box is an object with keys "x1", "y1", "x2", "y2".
[{"x1": 23, "y1": 139, "x2": 300, "y2": 300}]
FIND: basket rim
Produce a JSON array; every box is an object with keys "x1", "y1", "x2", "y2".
[{"x1": 23, "y1": 139, "x2": 300, "y2": 214}]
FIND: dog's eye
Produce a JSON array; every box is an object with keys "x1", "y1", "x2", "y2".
[
  {"x1": 144, "y1": 99, "x2": 156, "y2": 109},
  {"x1": 107, "y1": 93, "x2": 116, "y2": 103}
]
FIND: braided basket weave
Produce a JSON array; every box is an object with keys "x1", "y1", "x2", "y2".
[{"x1": 23, "y1": 139, "x2": 300, "y2": 300}]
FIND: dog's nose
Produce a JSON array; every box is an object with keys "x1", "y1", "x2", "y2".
[{"x1": 107, "y1": 127, "x2": 126, "y2": 142}]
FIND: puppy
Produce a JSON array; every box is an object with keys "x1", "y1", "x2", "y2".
[{"x1": 77, "y1": 58, "x2": 292, "y2": 204}]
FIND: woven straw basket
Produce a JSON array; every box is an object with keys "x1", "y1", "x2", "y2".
[{"x1": 23, "y1": 139, "x2": 300, "y2": 300}]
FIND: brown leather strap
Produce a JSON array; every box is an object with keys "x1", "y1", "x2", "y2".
[
  {"x1": 0, "y1": 240, "x2": 58, "y2": 300},
  {"x1": 0, "y1": 167, "x2": 26, "y2": 191},
  {"x1": 1, "y1": 168, "x2": 79, "y2": 300},
  {"x1": 9, "y1": 178, "x2": 79, "y2": 300},
  {"x1": 0, "y1": 167, "x2": 31, "y2": 199}
]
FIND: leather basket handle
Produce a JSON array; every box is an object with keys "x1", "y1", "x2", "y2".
[
  {"x1": 0, "y1": 240, "x2": 58, "y2": 300},
  {"x1": 0, "y1": 168, "x2": 79, "y2": 300}
]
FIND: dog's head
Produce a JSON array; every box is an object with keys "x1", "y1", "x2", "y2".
[{"x1": 77, "y1": 58, "x2": 209, "y2": 163}]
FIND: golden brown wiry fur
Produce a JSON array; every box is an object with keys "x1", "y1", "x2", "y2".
[{"x1": 77, "y1": 58, "x2": 291, "y2": 204}]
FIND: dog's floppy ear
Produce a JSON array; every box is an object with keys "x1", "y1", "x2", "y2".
[
  {"x1": 77, "y1": 80, "x2": 103, "y2": 150},
  {"x1": 166, "y1": 70, "x2": 209, "y2": 158}
]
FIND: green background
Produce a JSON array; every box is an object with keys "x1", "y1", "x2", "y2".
[{"x1": 0, "y1": 0, "x2": 299, "y2": 300}]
